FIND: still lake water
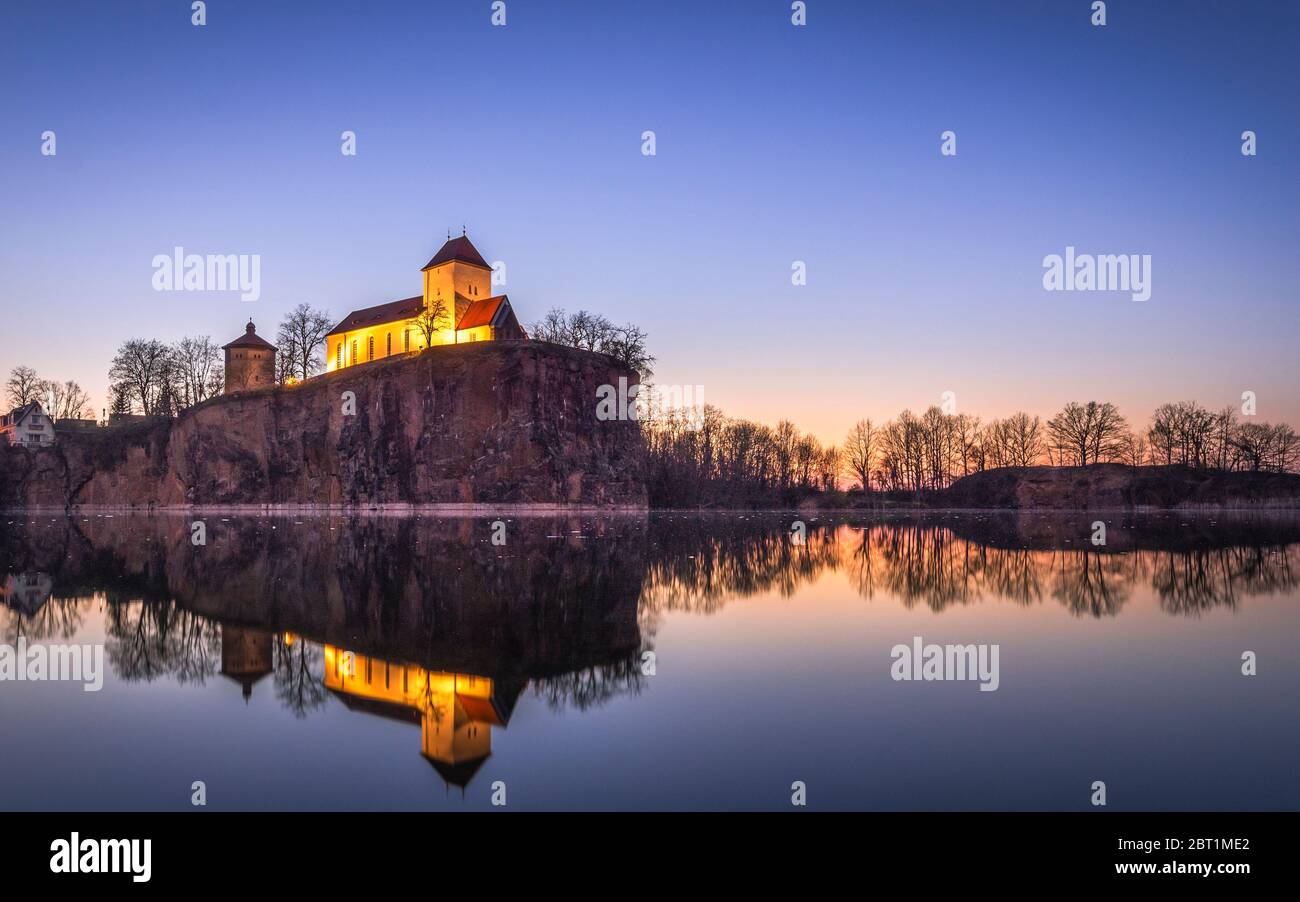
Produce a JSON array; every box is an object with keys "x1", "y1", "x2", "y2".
[{"x1": 1, "y1": 512, "x2": 1297, "y2": 811}]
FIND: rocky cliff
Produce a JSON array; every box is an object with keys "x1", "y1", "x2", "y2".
[{"x1": 0, "y1": 342, "x2": 646, "y2": 510}]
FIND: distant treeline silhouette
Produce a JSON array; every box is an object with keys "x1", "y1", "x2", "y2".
[{"x1": 642, "y1": 399, "x2": 1299, "y2": 505}]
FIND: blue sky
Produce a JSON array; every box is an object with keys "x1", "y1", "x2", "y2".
[{"x1": 2, "y1": 0, "x2": 1297, "y2": 440}]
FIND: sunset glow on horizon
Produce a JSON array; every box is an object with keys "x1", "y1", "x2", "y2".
[{"x1": 2, "y1": 1, "x2": 1296, "y2": 446}]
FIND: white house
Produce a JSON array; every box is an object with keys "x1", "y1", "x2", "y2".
[{"x1": 0, "y1": 401, "x2": 56, "y2": 448}]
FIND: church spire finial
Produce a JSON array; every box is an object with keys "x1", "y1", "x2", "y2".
[{"x1": 462, "y1": 223, "x2": 467, "y2": 236}]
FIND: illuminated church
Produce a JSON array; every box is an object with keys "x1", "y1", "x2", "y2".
[
  {"x1": 325, "y1": 233, "x2": 526, "y2": 372},
  {"x1": 323, "y1": 645, "x2": 521, "y2": 790}
]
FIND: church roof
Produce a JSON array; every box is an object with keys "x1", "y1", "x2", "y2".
[
  {"x1": 425, "y1": 752, "x2": 490, "y2": 789},
  {"x1": 326, "y1": 294, "x2": 513, "y2": 337},
  {"x1": 456, "y1": 295, "x2": 510, "y2": 330},
  {"x1": 326, "y1": 295, "x2": 424, "y2": 337},
  {"x1": 223, "y1": 321, "x2": 276, "y2": 350},
  {"x1": 421, "y1": 235, "x2": 491, "y2": 272}
]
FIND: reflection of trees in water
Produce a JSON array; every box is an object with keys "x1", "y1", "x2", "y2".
[
  {"x1": 530, "y1": 655, "x2": 646, "y2": 712},
  {"x1": 871, "y1": 524, "x2": 986, "y2": 611},
  {"x1": 639, "y1": 527, "x2": 840, "y2": 617},
  {"x1": 2, "y1": 595, "x2": 89, "y2": 643},
  {"x1": 274, "y1": 639, "x2": 327, "y2": 717},
  {"x1": 1148, "y1": 545, "x2": 1297, "y2": 617},
  {"x1": 1049, "y1": 550, "x2": 1134, "y2": 618},
  {"x1": 103, "y1": 599, "x2": 221, "y2": 684},
  {"x1": 639, "y1": 521, "x2": 1300, "y2": 620},
  {"x1": 981, "y1": 549, "x2": 1045, "y2": 607}
]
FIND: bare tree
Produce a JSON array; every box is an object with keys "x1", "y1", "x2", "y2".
[
  {"x1": 276, "y1": 303, "x2": 334, "y2": 381},
  {"x1": 999, "y1": 412, "x2": 1045, "y2": 467},
  {"x1": 1146, "y1": 401, "x2": 1222, "y2": 468},
  {"x1": 1046, "y1": 401, "x2": 1129, "y2": 466},
  {"x1": 37, "y1": 379, "x2": 92, "y2": 420},
  {"x1": 530, "y1": 308, "x2": 655, "y2": 378},
  {"x1": 529, "y1": 308, "x2": 569, "y2": 344},
  {"x1": 952, "y1": 413, "x2": 982, "y2": 478},
  {"x1": 407, "y1": 298, "x2": 451, "y2": 350},
  {"x1": 1233, "y1": 423, "x2": 1273, "y2": 471},
  {"x1": 5, "y1": 365, "x2": 41, "y2": 408},
  {"x1": 1119, "y1": 430, "x2": 1149, "y2": 467},
  {"x1": 170, "y1": 336, "x2": 223, "y2": 407},
  {"x1": 817, "y1": 444, "x2": 842, "y2": 491},
  {"x1": 108, "y1": 338, "x2": 172, "y2": 415},
  {"x1": 843, "y1": 419, "x2": 880, "y2": 490},
  {"x1": 600, "y1": 323, "x2": 655, "y2": 379},
  {"x1": 1232, "y1": 422, "x2": 1299, "y2": 473},
  {"x1": 275, "y1": 346, "x2": 297, "y2": 385}
]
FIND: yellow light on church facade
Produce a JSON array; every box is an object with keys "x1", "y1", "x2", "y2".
[
  {"x1": 323, "y1": 644, "x2": 512, "y2": 788},
  {"x1": 323, "y1": 234, "x2": 526, "y2": 375}
]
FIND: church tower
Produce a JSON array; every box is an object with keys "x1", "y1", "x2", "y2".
[
  {"x1": 222, "y1": 320, "x2": 277, "y2": 394},
  {"x1": 421, "y1": 233, "x2": 493, "y2": 336}
]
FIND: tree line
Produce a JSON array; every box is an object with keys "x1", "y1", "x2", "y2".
[
  {"x1": 530, "y1": 308, "x2": 655, "y2": 378},
  {"x1": 848, "y1": 399, "x2": 1298, "y2": 493},
  {"x1": 641, "y1": 398, "x2": 1299, "y2": 506},
  {"x1": 102, "y1": 303, "x2": 334, "y2": 417},
  {"x1": 642, "y1": 406, "x2": 841, "y2": 507},
  {"x1": 524, "y1": 316, "x2": 1300, "y2": 501},
  {"x1": 4, "y1": 366, "x2": 93, "y2": 420}
]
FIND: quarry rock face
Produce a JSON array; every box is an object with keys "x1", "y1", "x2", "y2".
[{"x1": 0, "y1": 342, "x2": 647, "y2": 510}]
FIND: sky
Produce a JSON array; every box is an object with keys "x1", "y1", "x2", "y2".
[{"x1": 2, "y1": 0, "x2": 1297, "y2": 443}]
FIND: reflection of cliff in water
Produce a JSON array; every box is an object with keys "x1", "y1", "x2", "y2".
[{"x1": 0, "y1": 516, "x2": 649, "y2": 711}]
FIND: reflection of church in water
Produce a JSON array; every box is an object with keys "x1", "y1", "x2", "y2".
[
  {"x1": 220, "y1": 626, "x2": 274, "y2": 702},
  {"x1": 217, "y1": 625, "x2": 517, "y2": 790},
  {"x1": 323, "y1": 645, "x2": 519, "y2": 790}
]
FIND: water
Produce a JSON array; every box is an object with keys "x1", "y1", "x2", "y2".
[{"x1": 1, "y1": 512, "x2": 1296, "y2": 811}]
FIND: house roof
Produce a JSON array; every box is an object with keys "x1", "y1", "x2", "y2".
[
  {"x1": 223, "y1": 321, "x2": 277, "y2": 350},
  {"x1": 326, "y1": 295, "x2": 425, "y2": 337},
  {"x1": 456, "y1": 295, "x2": 509, "y2": 330},
  {"x1": 1, "y1": 401, "x2": 45, "y2": 427},
  {"x1": 421, "y1": 235, "x2": 491, "y2": 272}
]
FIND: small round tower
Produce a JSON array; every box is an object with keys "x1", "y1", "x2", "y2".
[{"x1": 222, "y1": 320, "x2": 277, "y2": 393}]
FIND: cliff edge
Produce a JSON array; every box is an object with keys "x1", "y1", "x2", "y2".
[{"x1": 0, "y1": 342, "x2": 646, "y2": 510}]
